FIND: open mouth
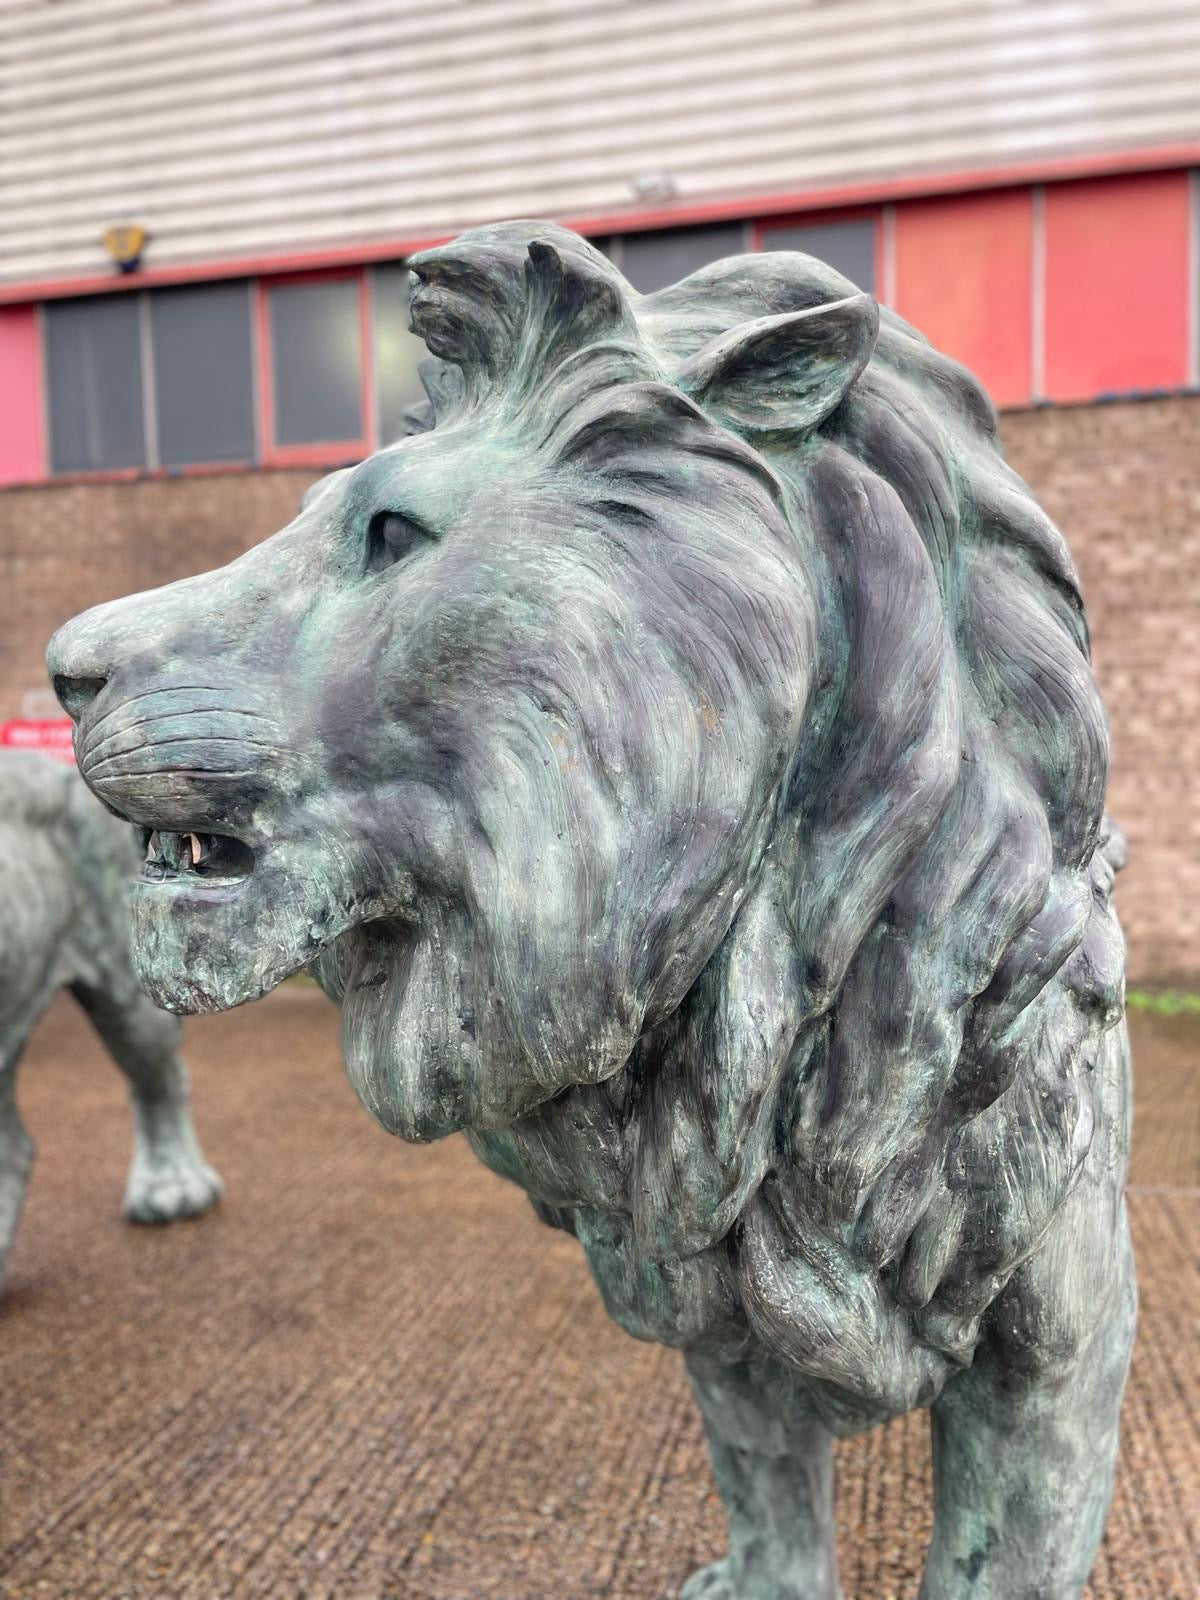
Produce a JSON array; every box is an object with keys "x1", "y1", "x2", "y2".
[{"x1": 139, "y1": 828, "x2": 255, "y2": 884}]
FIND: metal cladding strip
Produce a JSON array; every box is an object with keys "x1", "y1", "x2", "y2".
[{"x1": 1, "y1": 0, "x2": 1199, "y2": 283}]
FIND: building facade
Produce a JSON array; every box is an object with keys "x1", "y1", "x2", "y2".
[{"x1": 1, "y1": 0, "x2": 1198, "y2": 978}]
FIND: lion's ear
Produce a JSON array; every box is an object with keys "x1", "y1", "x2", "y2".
[
  {"x1": 513, "y1": 240, "x2": 640, "y2": 388},
  {"x1": 677, "y1": 295, "x2": 878, "y2": 438}
]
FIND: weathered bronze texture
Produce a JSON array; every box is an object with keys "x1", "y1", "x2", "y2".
[
  {"x1": 0, "y1": 752, "x2": 221, "y2": 1289},
  {"x1": 48, "y1": 224, "x2": 1133, "y2": 1598}
]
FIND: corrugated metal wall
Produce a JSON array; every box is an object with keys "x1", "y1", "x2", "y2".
[{"x1": 2, "y1": 0, "x2": 1198, "y2": 285}]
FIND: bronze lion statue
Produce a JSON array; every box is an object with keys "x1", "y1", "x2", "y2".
[
  {"x1": 48, "y1": 223, "x2": 1133, "y2": 1598},
  {"x1": 0, "y1": 751, "x2": 221, "y2": 1290}
]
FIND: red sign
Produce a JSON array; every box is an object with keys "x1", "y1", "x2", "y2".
[{"x1": 1, "y1": 718, "x2": 75, "y2": 763}]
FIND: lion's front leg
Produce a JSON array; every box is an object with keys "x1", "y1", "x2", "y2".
[
  {"x1": 71, "y1": 984, "x2": 222, "y2": 1223},
  {"x1": 684, "y1": 1352, "x2": 842, "y2": 1600},
  {"x1": 920, "y1": 1209, "x2": 1136, "y2": 1600}
]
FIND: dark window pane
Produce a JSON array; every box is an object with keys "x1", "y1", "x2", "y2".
[
  {"x1": 46, "y1": 295, "x2": 145, "y2": 472},
  {"x1": 760, "y1": 219, "x2": 876, "y2": 293},
  {"x1": 269, "y1": 278, "x2": 362, "y2": 446},
  {"x1": 152, "y1": 281, "x2": 255, "y2": 466},
  {"x1": 619, "y1": 223, "x2": 747, "y2": 293},
  {"x1": 374, "y1": 266, "x2": 432, "y2": 444}
]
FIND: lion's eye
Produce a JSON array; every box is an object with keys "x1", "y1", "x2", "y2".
[{"x1": 366, "y1": 510, "x2": 431, "y2": 572}]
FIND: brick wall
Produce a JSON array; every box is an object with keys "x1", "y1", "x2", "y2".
[
  {"x1": 1002, "y1": 398, "x2": 1200, "y2": 986},
  {"x1": 0, "y1": 470, "x2": 319, "y2": 722},
  {"x1": 1, "y1": 396, "x2": 1197, "y2": 981}
]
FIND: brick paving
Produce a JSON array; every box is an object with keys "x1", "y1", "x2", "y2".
[{"x1": 0, "y1": 989, "x2": 1196, "y2": 1599}]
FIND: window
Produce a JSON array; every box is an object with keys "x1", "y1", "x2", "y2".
[
  {"x1": 151, "y1": 282, "x2": 255, "y2": 465},
  {"x1": 46, "y1": 296, "x2": 145, "y2": 473},
  {"x1": 373, "y1": 266, "x2": 430, "y2": 444},
  {"x1": 268, "y1": 277, "x2": 363, "y2": 449},
  {"x1": 617, "y1": 223, "x2": 747, "y2": 293},
  {"x1": 759, "y1": 218, "x2": 876, "y2": 293}
]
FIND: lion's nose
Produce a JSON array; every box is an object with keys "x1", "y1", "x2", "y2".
[
  {"x1": 51, "y1": 671, "x2": 107, "y2": 722},
  {"x1": 46, "y1": 616, "x2": 111, "y2": 722}
]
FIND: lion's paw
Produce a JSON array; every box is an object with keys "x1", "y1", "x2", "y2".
[{"x1": 123, "y1": 1153, "x2": 223, "y2": 1224}]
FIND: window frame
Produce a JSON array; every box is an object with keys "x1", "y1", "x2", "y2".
[
  {"x1": 37, "y1": 284, "x2": 265, "y2": 484},
  {"x1": 256, "y1": 267, "x2": 375, "y2": 468}
]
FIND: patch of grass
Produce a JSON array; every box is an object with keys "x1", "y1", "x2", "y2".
[{"x1": 1125, "y1": 988, "x2": 1200, "y2": 1017}]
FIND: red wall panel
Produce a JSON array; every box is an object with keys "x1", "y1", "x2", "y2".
[
  {"x1": 894, "y1": 188, "x2": 1033, "y2": 408},
  {"x1": 0, "y1": 305, "x2": 44, "y2": 485},
  {"x1": 1043, "y1": 171, "x2": 1190, "y2": 403}
]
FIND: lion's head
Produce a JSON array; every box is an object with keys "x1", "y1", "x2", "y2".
[
  {"x1": 49, "y1": 223, "x2": 1123, "y2": 1402},
  {"x1": 45, "y1": 232, "x2": 848, "y2": 1137}
]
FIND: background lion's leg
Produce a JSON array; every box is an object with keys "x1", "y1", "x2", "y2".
[
  {"x1": 70, "y1": 983, "x2": 222, "y2": 1224},
  {"x1": 919, "y1": 1210, "x2": 1135, "y2": 1600},
  {"x1": 684, "y1": 1352, "x2": 842, "y2": 1600},
  {"x1": 0, "y1": 1023, "x2": 37, "y2": 1288}
]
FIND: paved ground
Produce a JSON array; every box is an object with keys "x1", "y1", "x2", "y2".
[{"x1": 0, "y1": 988, "x2": 1196, "y2": 1600}]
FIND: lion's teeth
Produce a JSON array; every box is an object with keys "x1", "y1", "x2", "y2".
[{"x1": 142, "y1": 829, "x2": 214, "y2": 872}]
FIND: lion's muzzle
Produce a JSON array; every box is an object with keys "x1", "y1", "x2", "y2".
[
  {"x1": 73, "y1": 685, "x2": 282, "y2": 836},
  {"x1": 46, "y1": 574, "x2": 359, "y2": 1015}
]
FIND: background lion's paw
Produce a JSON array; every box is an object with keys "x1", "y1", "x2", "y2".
[{"x1": 123, "y1": 1153, "x2": 223, "y2": 1224}]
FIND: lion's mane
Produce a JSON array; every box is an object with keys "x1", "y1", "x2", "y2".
[{"x1": 400, "y1": 224, "x2": 1125, "y2": 1425}]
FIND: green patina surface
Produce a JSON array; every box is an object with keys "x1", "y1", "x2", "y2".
[{"x1": 49, "y1": 222, "x2": 1133, "y2": 1598}]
